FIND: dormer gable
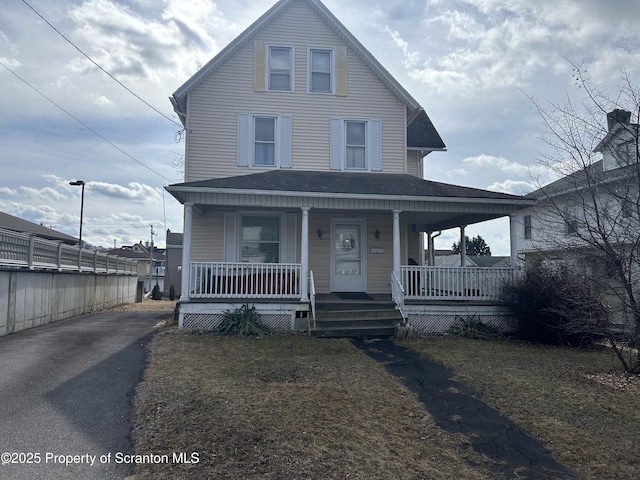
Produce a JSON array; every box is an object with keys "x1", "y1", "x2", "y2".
[
  {"x1": 170, "y1": 0, "x2": 444, "y2": 154},
  {"x1": 594, "y1": 109, "x2": 639, "y2": 171}
]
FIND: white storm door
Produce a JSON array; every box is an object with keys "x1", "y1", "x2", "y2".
[{"x1": 330, "y1": 220, "x2": 366, "y2": 292}]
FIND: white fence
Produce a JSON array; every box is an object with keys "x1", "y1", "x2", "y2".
[
  {"x1": 0, "y1": 228, "x2": 137, "y2": 274},
  {"x1": 400, "y1": 265, "x2": 515, "y2": 302},
  {"x1": 189, "y1": 262, "x2": 302, "y2": 299}
]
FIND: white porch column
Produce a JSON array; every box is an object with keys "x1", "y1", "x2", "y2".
[
  {"x1": 460, "y1": 225, "x2": 466, "y2": 267},
  {"x1": 393, "y1": 210, "x2": 401, "y2": 278},
  {"x1": 509, "y1": 214, "x2": 519, "y2": 269},
  {"x1": 180, "y1": 203, "x2": 193, "y2": 301},
  {"x1": 300, "y1": 207, "x2": 310, "y2": 301}
]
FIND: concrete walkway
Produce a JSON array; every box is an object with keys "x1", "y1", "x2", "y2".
[
  {"x1": 351, "y1": 338, "x2": 577, "y2": 480},
  {"x1": 0, "y1": 310, "x2": 164, "y2": 480}
]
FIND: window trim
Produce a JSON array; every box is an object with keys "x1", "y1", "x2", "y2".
[
  {"x1": 267, "y1": 44, "x2": 294, "y2": 92},
  {"x1": 307, "y1": 47, "x2": 334, "y2": 94}
]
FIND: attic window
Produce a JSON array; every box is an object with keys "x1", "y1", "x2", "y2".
[
  {"x1": 268, "y1": 46, "x2": 293, "y2": 91},
  {"x1": 309, "y1": 48, "x2": 332, "y2": 93}
]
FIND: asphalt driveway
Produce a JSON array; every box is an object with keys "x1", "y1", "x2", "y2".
[{"x1": 0, "y1": 310, "x2": 165, "y2": 480}]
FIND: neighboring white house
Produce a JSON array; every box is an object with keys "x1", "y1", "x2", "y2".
[
  {"x1": 166, "y1": 0, "x2": 534, "y2": 332},
  {"x1": 514, "y1": 109, "x2": 640, "y2": 325}
]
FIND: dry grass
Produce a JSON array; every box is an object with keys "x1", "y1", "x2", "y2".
[
  {"x1": 106, "y1": 298, "x2": 177, "y2": 313},
  {"x1": 405, "y1": 338, "x2": 640, "y2": 480},
  {"x1": 132, "y1": 333, "x2": 497, "y2": 479}
]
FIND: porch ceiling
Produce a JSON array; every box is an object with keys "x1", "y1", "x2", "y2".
[{"x1": 166, "y1": 170, "x2": 535, "y2": 229}]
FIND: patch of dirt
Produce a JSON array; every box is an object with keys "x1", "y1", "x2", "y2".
[
  {"x1": 586, "y1": 372, "x2": 640, "y2": 394},
  {"x1": 106, "y1": 298, "x2": 177, "y2": 313}
]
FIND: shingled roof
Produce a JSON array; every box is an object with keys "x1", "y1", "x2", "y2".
[
  {"x1": 0, "y1": 211, "x2": 77, "y2": 244},
  {"x1": 168, "y1": 170, "x2": 526, "y2": 202}
]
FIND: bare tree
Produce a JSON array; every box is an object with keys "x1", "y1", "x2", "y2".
[{"x1": 524, "y1": 63, "x2": 640, "y2": 372}]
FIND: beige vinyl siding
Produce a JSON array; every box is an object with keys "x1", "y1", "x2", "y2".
[
  {"x1": 190, "y1": 211, "x2": 225, "y2": 261},
  {"x1": 184, "y1": 0, "x2": 406, "y2": 181},
  {"x1": 406, "y1": 150, "x2": 422, "y2": 178}
]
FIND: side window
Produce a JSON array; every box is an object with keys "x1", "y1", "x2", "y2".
[
  {"x1": 268, "y1": 46, "x2": 293, "y2": 92},
  {"x1": 524, "y1": 215, "x2": 532, "y2": 240},
  {"x1": 309, "y1": 48, "x2": 333, "y2": 93}
]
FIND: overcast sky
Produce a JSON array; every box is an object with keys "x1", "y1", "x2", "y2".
[{"x1": 1, "y1": 0, "x2": 639, "y2": 254}]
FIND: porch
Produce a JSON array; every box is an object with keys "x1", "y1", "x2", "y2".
[{"x1": 177, "y1": 261, "x2": 517, "y2": 334}]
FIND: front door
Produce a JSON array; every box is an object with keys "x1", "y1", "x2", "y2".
[{"x1": 330, "y1": 220, "x2": 366, "y2": 292}]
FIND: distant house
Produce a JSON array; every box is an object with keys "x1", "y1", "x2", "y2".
[
  {"x1": 105, "y1": 241, "x2": 165, "y2": 293},
  {"x1": 165, "y1": 0, "x2": 534, "y2": 333},
  {"x1": 0, "y1": 211, "x2": 78, "y2": 244},
  {"x1": 514, "y1": 109, "x2": 640, "y2": 324},
  {"x1": 165, "y1": 229, "x2": 183, "y2": 297}
]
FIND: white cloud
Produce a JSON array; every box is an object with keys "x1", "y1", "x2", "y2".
[{"x1": 487, "y1": 179, "x2": 536, "y2": 195}]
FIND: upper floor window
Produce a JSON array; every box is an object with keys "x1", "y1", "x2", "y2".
[
  {"x1": 237, "y1": 113, "x2": 292, "y2": 169},
  {"x1": 268, "y1": 46, "x2": 293, "y2": 91},
  {"x1": 330, "y1": 118, "x2": 382, "y2": 172},
  {"x1": 309, "y1": 48, "x2": 333, "y2": 93},
  {"x1": 254, "y1": 116, "x2": 276, "y2": 166},
  {"x1": 345, "y1": 121, "x2": 366, "y2": 169}
]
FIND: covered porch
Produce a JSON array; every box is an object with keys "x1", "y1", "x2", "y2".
[{"x1": 166, "y1": 170, "x2": 534, "y2": 332}]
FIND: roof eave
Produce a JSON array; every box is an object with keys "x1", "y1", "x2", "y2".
[{"x1": 165, "y1": 184, "x2": 536, "y2": 207}]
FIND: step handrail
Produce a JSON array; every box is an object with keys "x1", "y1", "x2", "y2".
[{"x1": 309, "y1": 270, "x2": 316, "y2": 330}]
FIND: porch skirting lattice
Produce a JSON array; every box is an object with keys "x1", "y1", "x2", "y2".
[
  {"x1": 178, "y1": 301, "x2": 302, "y2": 332},
  {"x1": 405, "y1": 304, "x2": 516, "y2": 335}
]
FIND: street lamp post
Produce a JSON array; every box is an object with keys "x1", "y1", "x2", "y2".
[{"x1": 69, "y1": 180, "x2": 85, "y2": 247}]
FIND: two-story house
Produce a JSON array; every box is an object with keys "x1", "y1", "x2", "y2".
[
  {"x1": 166, "y1": 0, "x2": 534, "y2": 334},
  {"x1": 515, "y1": 109, "x2": 640, "y2": 327}
]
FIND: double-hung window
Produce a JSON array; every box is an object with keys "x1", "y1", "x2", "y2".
[
  {"x1": 253, "y1": 116, "x2": 276, "y2": 167},
  {"x1": 309, "y1": 48, "x2": 332, "y2": 93},
  {"x1": 268, "y1": 46, "x2": 293, "y2": 91},
  {"x1": 345, "y1": 120, "x2": 366, "y2": 169},
  {"x1": 329, "y1": 117, "x2": 382, "y2": 171},
  {"x1": 237, "y1": 113, "x2": 292, "y2": 169}
]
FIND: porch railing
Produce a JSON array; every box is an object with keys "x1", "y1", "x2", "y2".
[
  {"x1": 309, "y1": 270, "x2": 316, "y2": 329},
  {"x1": 190, "y1": 262, "x2": 302, "y2": 299},
  {"x1": 390, "y1": 271, "x2": 406, "y2": 322},
  {"x1": 400, "y1": 265, "x2": 515, "y2": 302}
]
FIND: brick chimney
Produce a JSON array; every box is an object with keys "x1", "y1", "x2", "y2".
[{"x1": 607, "y1": 109, "x2": 632, "y2": 131}]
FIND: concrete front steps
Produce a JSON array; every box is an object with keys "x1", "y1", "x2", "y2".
[{"x1": 310, "y1": 302, "x2": 403, "y2": 338}]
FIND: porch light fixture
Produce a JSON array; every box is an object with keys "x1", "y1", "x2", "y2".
[
  {"x1": 317, "y1": 228, "x2": 323, "y2": 239},
  {"x1": 375, "y1": 229, "x2": 380, "y2": 240}
]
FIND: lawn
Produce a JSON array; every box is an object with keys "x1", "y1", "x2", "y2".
[{"x1": 132, "y1": 331, "x2": 640, "y2": 479}]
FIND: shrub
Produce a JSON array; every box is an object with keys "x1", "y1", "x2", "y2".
[
  {"x1": 217, "y1": 304, "x2": 272, "y2": 336},
  {"x1": 151, "y1": 283, "x2": 162, "y2": 301},
  {"x1": 169, "y1": 284, "x2": 176, "y2": 301},
  {"x1": 503, "y1": 262, "x2": 606, "y2": 347}
]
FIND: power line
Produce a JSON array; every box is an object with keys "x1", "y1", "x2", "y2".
[
  {"x1": 1, "y1": 60, "x2": 172, "y2": 183},
  {"x1": 20, "y1": 0, "x2": 182, "y2": 130}
]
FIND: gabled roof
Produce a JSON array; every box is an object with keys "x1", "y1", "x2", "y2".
[
  {"x1": 526, "y1": 159, "x2": 639, "y2": 200},
  {"x1": 170, "y1": 0, "x2": 445, "y2": 151},
  {"x1": 0, "y1": 211, "x2": 77, "y2": 244},
  {"x1": 167, "y1": 170, "x2": 529, "y2": 203}
]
